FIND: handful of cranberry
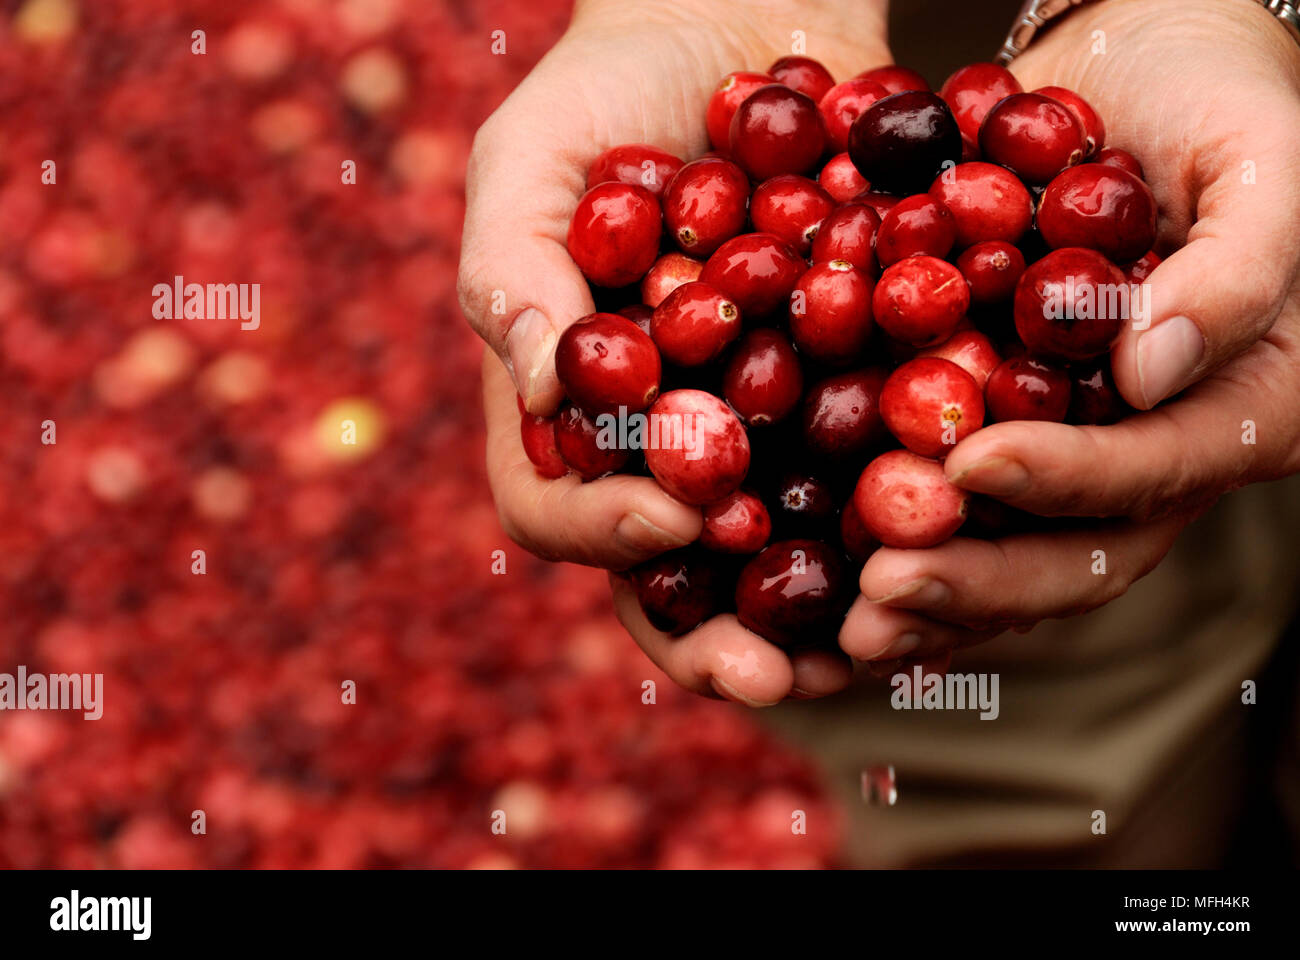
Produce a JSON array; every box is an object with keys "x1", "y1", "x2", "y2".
[{"x1": 522, "y1": 58, "x2": 1162, "y2": 652}]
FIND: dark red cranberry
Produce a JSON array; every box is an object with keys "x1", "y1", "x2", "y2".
[
  {"x1": 809, "y1": 202, "x2": 880, "y2": 275},
  {"x1": 872, "y1": 255, "x2": 969, "y2": 347},
  {"x1": 700, "y1": 489, "x2": 771, "y2": 554},
  {"x1": 617, "y1": 304, "x2": 654, "y2": 336},
  {"x1": 818, "y1": 152, "x2": 870, "y2": 202},
  {"x1": 839, "y1": 498, "x2": 880, "y2": 563},
  {"x1": 939, "y1": 62, "x2": 1023, "y2": 146},
  {"x1": 916, "y1": 329, "x2": 1001, "y2": 388},
  {"x1": 818, "y1": 77, "x2": 891, "y2": 153},
  {"x1": 735, "y1": 540, "x2": 851, "y2": 648},
  {"x1": 978, "y1": 93, "x2": 1085, "y2": 185},
  {"x1": 1067, "y1": 358, "x2": 1131, "y2": 425},
  {"x1": 566, "y1": 182, "x2": 663, "y2": 287},
  {"x1": 749, "y1": 175, "x2": 835, "y2": 255},
  {"x1": 706, "y1": 71, "x2": 776, "y2": 152},
  {"x1": 1122, "y1": 249, "x2": 1162, "y2": 284},
  {"x1": 555, "y1": 312, "x2": 662, "y2": 414},
  {"x1": 650, "y1": 281, "x2": 741, "y2": 367},
  {"x1": 880, "y1": 357, "x2": 984, "y2": 458},
  {"x1": 852, "y1": 190, "x2": 900, "y2": 219},
  {"x1": 586, "y1": 143, "x2": 685, "y2": 197},
  {"x1": 662, "y1": 157, "x2": 751, "y2": 258},
  {"x1": 789, "y1": 260, "x2": 875, "y2": 365},
  {"x1": 1037, "y1": 163, "x2": 1157, "y2": 263},
  {"x1": 555, "y1": 404, "x2": 630, "y2": 480},
  {"x1": 644, "y1": 389, "x2": 750, "y2": 505},
  {"x1": 768, "y1": 55, "x2": 836, "y2": 102},
  {"x1": 629, "y1": 549, "x2": 721, "y2": 635},
  {"x1": 985, "y1": 356, "x2": 1071, "y2": 422},
  {"x1": 956, "y1": 240, "x2": 1025, "y2": 304},
  {"x1": 801, "y1": 367, "x2": 889, "y2": 457},
  {"x1": 698, "y1": 232, "x2": 805, "y2": 319},
  {"x1": 847, "y1": 91, "x2": 962, "y2": 195},
  {"x1": 770, "y1": 473, "x2": 837, "y2": 538},
  {"x1": 856, "y1": 65, "x2": 930, "y2": 95},
  {"x1": 1013, "y1": 247, "x2": 1127, "y2": 360},
  {"x1": 729, "y1": 84, "x2": 826, "y2": 180},
  {"x1": 723, "y1": 329, "x2": 805, "y2": 427},
  {"x1": 875, "y1": 194, "x2": 956, "y2": 266},
  {"x1": 1033, "y1": 86, "x2": 1105, "y2": 157},
  {"x1": 1096, "y1": 147, "x2": 1144, "y2": 180},
  {"x1": 520, "y1": 412, "x2": 568, "y2": 479},
  {"x1": 854, "y1": 449, "x2": 969, "y2": 549},
  {"x1": 640, "y1": 252, "x2": 703, "y2": 308},
  {"x1": 928, "y1": 160, "x2": 1033, "y2": 246}
]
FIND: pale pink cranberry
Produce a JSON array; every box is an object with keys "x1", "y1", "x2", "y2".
[
  {"x1": 641, "y1": 252, "x2": 704, "y2": 308},
  {"x1": 917, "y1": 329, "x2": 1001, "y2": 389},
  {"x1": 879, "y1": 356, "x2": 984, "y2": 458},
  {"x1": 854, "y1": 449, "x2": 969, "y2": 549},
  {"x1": 644, "y1": 389, "x2": 750, "y2": 505}
]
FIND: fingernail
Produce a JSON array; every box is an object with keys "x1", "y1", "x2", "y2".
[
  {"x1": 877, "y1": 632, "x2": 922, "y2": 659},
  {"x1": 870, "y1": 577, "x2": 951, "y2": 607},
  {"x1": 505, "y1": 308, "x2": 559, "y2": 412},
  {"x1": 615, "y1": 512, "x2": 691, "y2": 552},
  {"x1": 950, "y1": 455, "x2": 1030, "y2": 496},
  {"x1": 711, "y1": 676, "x2": 778, "y2": 708},
  {"x1": 1136, "y1": 315, "x2": 1204, "y2": 409}
]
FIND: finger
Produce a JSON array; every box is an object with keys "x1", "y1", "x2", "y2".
[
  {"x1": 859, "y1": 518, "x2": 1186, "y2": 628},
  {"x1": 788, "y1": 648, "x2": 855, "y2": 699},
  {"x1": 837, "y1": 594, "x2": 997, "y2": 662}
]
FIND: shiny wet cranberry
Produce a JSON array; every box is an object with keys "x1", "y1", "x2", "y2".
[
  {"x1": 818, "y1": 152, "x2": 870, "y2": 202},
  {"x1": 650, "y1": 281, "x2": 741, "y2": 367},
  {"x1": 985, "y1": 356, "x2": 1071, "y2": 422},
  {"x1": 520, "y1": 412, "x2": 568, "y2": 479},
  {"x1": 630, "y1": 549, "x2": 721, "y2": 635},
  {"x1": 722, "y1": 329, "x2": 804, "y2": 427},
  {"x1": 789, "y1": 259, "x2": 875, "y2": 365},
  {"x1": 644, "y1": 389, "x2": 750, "y2": 505},
  {"x1": 735, "y1": 539, "x2": 851, "y2": 648},
  {"x1": 917, "y1": 329, "x2": 1001, "y2": 388},
  {"x1": 880, "y1": 357, "x2": 984, "y2": 458},
  {"x1": 1037, "y1": 163, "x2": 1157, "y2": 263},
  {"x1": 768, "y1": 55, "x2": 836, "y2": 102},
  {"x1": 928, "y1": 160, "x2": 1033, "y2": 246},
  {"x1": 979, "y1": 93, "x2": 1085, "y2": 185},
  {"x1": 750, "y1": 175, "x2": 835, "y2": 255},
  {"x1": 1096, "y1": 147, "x2": 1144, "y2": 180},
  {"x1": 1122, "y1": 249, "x2": 1162, "y2": 284},
  {"x1": 566, "y1": 182, "x2": 663, "y2": 287},
  {"x1": 818, "y1": 77, "x2": 891, "y2": 153},
  {"x1": 641, "y1": 252, "x2": 704, "y2": 308},
  {"x1": 857, "y1": 64, "x2": 930, "y2": 95},
  {"x1": 617, "y1": 303, "x2": 654, "y2": 336},
  {"x1": 848, "y1": 91, "x2": 962, "y2": 195},
  {"x1": 809, "y1": 202, "x2": 880, "y2": 275},
  {"x1": 770, "y1": 473, "x2": 837, "y2": 538},
  {"x1": 706, "y1": 71, "x2": 776, "y2": 152},
  {"x1": 939, "y1": 62, "x2": 1023, "y2": 146},
  {"x1": 1067, "y1": 358, "x2": 1131, "y2": 425},
  {"x1": 586, "y1": 143, "x2": 685, "y2": 197},
  {"x1": 854, "y1": 449, "x2": 969, "y2": 549},
  {"x1": 801, "y1": 367, "x2": 889, "y2": 457},
  {"x1": 1013, "y1": 247, "x2": 1127, "y2": 360},
  {"x1": 852, "y1": 190, "x2": 901, "y2": 219},
  {"x1": 875, "y1": 194, "x2": 956, "y2": 266},
  {"x1": 699, "y1": 232, "x2": 805, "y2": 319},
  {"x1": 555, "y1": 404, "x2": 630, "y2": 480},
  {"x1": 700, "y1": 489, "x2": 771, "y2": 554},
  {"x1": 729, "y1": 84, "x2": 826, "y2": 180},
  {"x1": 872, "y1": 254, "x2": 969, "y2": 347},
  {"x1": 555, "y1": 312, "x2": 661, "y2": 414},
  {"x1": 1034, "y1": 86, "x2": 1105, "y2": 157},
  {"x1": 956, "y1": 239, "x2": 1025, "y2": 304},
  {"x1": 839, "y1": 498, "x2": 880, "y2": 563},
  {"x1": 662, "y1": 157, "x2": 751, "y2": 258}
]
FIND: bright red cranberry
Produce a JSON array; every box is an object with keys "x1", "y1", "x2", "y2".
[
  {"x1": 809, "y1": 202, "x2": 880, "y2": 275},
  {"x1": 939, "y1": 62, "x2": 1023, "y2": 146},
  {"x1": 520, "y1": 412, "x2": 568, "y2": 479},
  {"x1": 555, "y1": 313, "x2": 661, "y2": 414},
  {"x1": 875, "y1": 194, "x2": 956, "y2": 266},
  {"x1": 735, "y1": 540, "x2": 851, "y2": 648},
  {"x1": 617, "y1": 303, "x2": 654, "y2": 336},
  {"x1": 1033, "y1": 86, "x2": 1105, "y2": 157},
  {"x1": 818, "y1": 152, "x2": 870, "y2": 202},
  {"x1": 1122, "y1": 249, "x2": 1163, "y2": 284},
  {"x1": 750, "y1": 175, "x2": 835, "y2": 255},
  {"x1": 566, "y1": 182, "x2": 662, "y2": 287},
  {"x1": 839, "y1": 498, "x2": 880, "y2": 563},
  {"x1": 729, "y1": 84, "x2": 826, "y2": 180},
  {"x1": 700, "y1": 489, "x2": 771, "y2": 554},
  {"x1": 880, "y1": 357, "x2": 984, "y2": 457},
  {"x1": 1096, "y1": 147, "x2": 1144, "y2": 180},
  {"x1": 854, "y1": 449, "x2": 969, "y2": 549},
  {"x1": 917, "y1": 329, "x2": 1001, "y2": 389},
  {"x1": 872, "y1": 255, "x2": 969, "y2": 347},
  {"x1": 956, "y1": 240, "x2": 1025, "y2": 304},
  {"x1": 555, "y1": 404, "x2": 630, "y2": 480},
  {"x1": 644, "y1": 389, "x2": 750, "y2": 505},
  {"x1": 848, "y1": 91, "x2": 962, "y2": 195},
  {"x1": 722, "y1": 329, "x2": 804, "y2": 426},
  {"x1": 801, "y1": 367, "x2": 889, "y2": 457},
  {"x1": 640, "y1": 252, "x2": 704, "y2": 308},
  {"x1": 928, "y1": 160, "x2": 1033, "y2": 246},
  {"x1": 586, "y1": 143, "x2": 685, "y2": 197},
  {"x1": 706, "y1": 71, "x2": 776, "y2": 152},
  {"x1": 1037, "y1": 163, "x2": 1157, "y2": 263},
  {"x1": 979, "y1": 93, "x2": 1085, "y2": 185},
  {"x1": 770, "y1": 473, "x2": 837, "y2": 539},
  {"x1": 1013, "y1": 247, "x2": 1127, "y2": 360},
  {"x1": 985, "y1": 356, "x2": 1071, "y2": 422},
  {"x1": 630, "y1": 549, "x2": 721, "y2": 635},
  {"x1": 1067, "y1": 358, "x2": 1131, "y2": 425},
  {"x1": 650, "y1": 281, "x2": 741, "y2": 367},
  {"x1": 699, "y1": 232, "x2": 805, "y2": 319},
  {"x1": 789, "y1": 260, "x2": 874, "y2": 365},
  {"x1": 856, "y1": 65, "x2": 930, "y2": 95},
  {"x1": 852, "y1": 190, "x2": 900, "y2": 219},
  {"x1": 768, "y1": 55, "x2": 836, "y2": 102},
  {"x1": 818, "y1": 78, "x2": 891, "y2": 153},
  {"x1": 662, "y1": 157, "x2": 750, "y2": 258}
]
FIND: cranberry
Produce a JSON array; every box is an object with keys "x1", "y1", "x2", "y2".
[
  {"x1": 586, "y1": 143, "x2": 685, "y2": 197},
  {"x1": 928, "y1": 161, "x2": 1033, "y2": 247},
  {"x1": 749, "y1": 175, "x2": 835, "y2": 255},
  {"x1": 629, "y1": 549, "x2": 721, "y2": 635},
  {"x1": 768, "y1": 55, "x2": 836, "y2": 103},
  {"x1": 641, "y1": 252, "x2": 704, "y2": 308},
  {"x1": 1096, "y1": 147, "x2": 1144, "y2": 180},
  {"x1": 789, "y1": 260, "x2": 875, "y2": 365},
  {"x1": 801, "y1": 367, "x2": 889, "y2": 457},
  {"x1": 847, "y1": 91, "x2": 962, "y2": 195},
  {"x1": 729, "y1": 84, "x2": 826, "y2": 180},
  {"x1": 809, "y1": 202, "x2": 880, "y2": 275},
  {"x1": 875, "y1": 194, "x2": 956, "y2": 266},
  {"x1": 644, "y1": 389, "x2": 750, "y2": 505},
  {"x1": 818, "y1": 152, "x2": 870, "y2": 202},
  {"x1": 617, "y1": 303, "x2": 654, "y2": 336},
  {"x1": 857, "y1": 65, "x2": 930, "y2": 95},
  {"x1": 555, "y1": 404, "x2": 630, "y2": 480},
  {"x1": 852, "y1": 190, "x2": 900, "y2": 219},
  {"x1": 917, "y1": 329, "x2": 1001, "y2": 389},
  {"x1": 700, "y1": 489, "x2": 771, "y2": 554},
  {"x1": 956, "y1": 240, "x2": 1025, "y2": 304},
  {"x1": 939, "y1": 62, "x2": 1023, "y2": 146},
  {"x1": 839, "y1": 498, "x2": 880, "y2": 563},
  {"x1": 978, "y1": 93, "x2": 1085, "y2": 185},
  {"x1": 662, "y1": 157, "x2": 750, "y2": 258},
  {"x1": 881, "y1": 357, "x2": 983, "y2": 458},
  {"x1": 555, "y1": 312, "x2": 662, "y2": 414},
  {"x1": 818, "y1": 78, "x2": 891, "y2": 153},
  {"x1": 706, "y1": 71, "x2": 776, "y2": 152},
  {"x1": 872, "y1": 255, "x2": 969, "y2": 347},
  {"x1": 770, "y1": 472, "x2": 838, "y2": 538},
  {"x1": 985, "y1": 356, "x2": 1071, "y2": 423},
  {"x1": 1033, "y1": 86, "x2": 1105, "y2": 157},
  {"x1": 854, "y1": 449, "x2": 969, "y2": 549},
  {"x1": 1067, "y1": 358, "x2": 1131, "y2": 425},
  {"x1": 1013, "y1": 247, "x2": 1127, "y2": 360},
  {"x1": 699, "y1": 232, "x2": 805, "y2": 319},
  {"x1": 650, "y1": 281, "x2": 741, "y2": 367},
  {"x1": 566, "y1": 182, "x2": 662, "y2": 287},
  {"x1": 722, "y1": 329, "x2": 804, "y2": 426},
  {"x1": 1123, "y1": 249, "x2": 1163, "y2": 284},
  {"x1": 1037, "y1": 163, "x2": 1157, "y2": 263},
  {"x1": 520, "y1": 411, "x2": 568, "y2": 479},
  {"x1": 735, "y1": 540, "x2": 851, "y2": 648}
]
